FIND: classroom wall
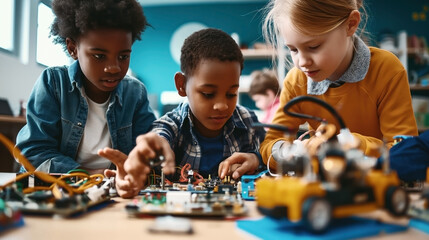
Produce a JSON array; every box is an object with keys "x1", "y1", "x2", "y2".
[
  {"x1": 0, "y1": 0, "x2": 44, "y2": 115},
  {"x1": 0, "y1": 53, "x2": 44, "y2": 115},
  {"x1": 366, "y1": 0, "x2": 429, "y2": 39},
  {"x1": 130, "y1": 0, "x2": 429, "y2": 111},
  {"x1": 130, "y1": 2, "x2": 269, "y2": 106},
  {"x1": 1, "y1": 0, "x2": 428, "y2": 115}
]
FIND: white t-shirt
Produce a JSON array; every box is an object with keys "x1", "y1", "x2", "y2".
[{"x1": 76, "y1": 93, "x2": 112, "y2": 169}]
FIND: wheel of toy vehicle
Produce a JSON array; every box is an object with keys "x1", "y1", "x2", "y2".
[
  {"x1": 302, "y1": 197, "x2": 332, "y2": 232},
  {"x1": 385, "y1": 186, "x2": 409, "y2": 216}
]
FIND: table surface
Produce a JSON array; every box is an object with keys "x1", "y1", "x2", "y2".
[
  {"x1": 1, "y1": 198, "x2": 428, "y2": 240},
  {"x1": 0, "y1": 172, "x2": 428, "y2": 240}
]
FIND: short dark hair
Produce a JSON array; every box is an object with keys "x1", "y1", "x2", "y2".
[
  {"x1": 50, "y1": 0, "x2": 148, "y2": 50},
  {"x1": 180, "y1": 28, "x2": 244, "y2": 76},
  {"x1": 248, "y1": 69, "x2": 280, "y2": 96}
]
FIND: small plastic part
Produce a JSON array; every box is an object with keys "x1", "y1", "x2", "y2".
[
  {"x1": 337, "y1": 128, "x2": 357, "y2": 147},
  {"x1": 149, "y1": 155, "x2": 165, "y2": 167},
  {"x1": 148, "y1": 215, "x2": 193, "y2": 234},
  {"x1": 241, "y1": 170, "x2": 269, "y2": 200}
]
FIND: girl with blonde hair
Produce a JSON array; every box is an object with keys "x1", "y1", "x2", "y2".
[{"x1": 259, "y1": 0, "x2": 418, "y2": 170}]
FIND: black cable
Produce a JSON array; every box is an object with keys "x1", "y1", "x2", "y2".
[
  {"x1": 283, "y1": 96, "x2": 347, "y2": 129},
  {"x1": 251, "y1": 122, "x2": 296, "y2": 133}
]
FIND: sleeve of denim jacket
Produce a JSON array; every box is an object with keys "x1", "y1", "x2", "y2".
[
  {"x1": 16, "y1": 68, "x2": 80, "y2": 173},
  {"x1": 131, "y1": 81, "x2": 156, "y2": 144}
]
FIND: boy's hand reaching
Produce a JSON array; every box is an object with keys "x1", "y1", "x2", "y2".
[
  {"x1": 98, "y1": 148, "x2": 140, "y2": 198},
  {"x1": 218, "y1": 152, "x2": 259, "y2": 179},
  {"x1": 124, "y1": 132, "x2": 175, "y2": 191}
]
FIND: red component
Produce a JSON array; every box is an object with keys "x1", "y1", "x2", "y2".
[{"x1": 179, "y1": 163, "x2": 204, "y2": 185}]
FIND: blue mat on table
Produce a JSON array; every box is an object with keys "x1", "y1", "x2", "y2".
[
  {"x1": 237, "y1": 216, "x2": 408, "y2": 240},
  {"x1": 409, "y1": 218, "x2": 429, "y2": 235}
]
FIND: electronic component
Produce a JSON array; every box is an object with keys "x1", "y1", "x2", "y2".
[
  {"x1": 400, "y1": 180, "x2": 424, "y2": 192},
  {"x1": 407, "y1": 168, "x2": 429, "y2": 222},
  {"x1": 131, "y1": 156, "x2": 248, "y2": 218},
  {"x1": 241, "y1": 170, "x2": 269, "y2": 200},
  {"x1": 1, "y1": 174, "x2": 112, "y2": 217},
  {"x1": 0, "y1": 134, "x2": 112, "y2": 218},
  {"x1": 149, "y1": 155, "x2": 165, "y2": 168},
  {"x1": 128, "y1": 172, "x2": 246, "y2": 218},
  {"x1": 408, "y1": 190, "x2": 429, "y2": 222},
  {"x1": 126, "y1": 190, "x2": 247, "y2": 218},
  {"x1": 408, "y1": 205, "x2": 429, "y2": 223}
]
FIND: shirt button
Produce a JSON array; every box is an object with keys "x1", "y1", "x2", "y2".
[{"x1": 77, "y1": 122, "x2": 82, "y2": 126}]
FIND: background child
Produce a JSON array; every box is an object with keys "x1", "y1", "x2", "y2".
[
  {"x1": 260, "y1": 0, "x2": 418, "y2": 170},
  {"x1": 102, "y1": 28, "x2": 266, "y2": 196},
  {"x1": 248, "y1": 69, "x2": 280, "y2": 124},
  {"x1": 16, "y1": 0, "x2": 155, "y2": 179}
]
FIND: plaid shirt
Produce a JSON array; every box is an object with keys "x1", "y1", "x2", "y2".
[{"x1": 152, "y1": 102, "x2": 266, "y2": 173}]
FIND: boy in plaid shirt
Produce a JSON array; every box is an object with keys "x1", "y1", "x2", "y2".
[{"x1": 100, "y1": 28, "x2": 265, "y2": 197}]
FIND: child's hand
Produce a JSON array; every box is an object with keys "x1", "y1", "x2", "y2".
[
  {"x1": 124, "y1": 132, "x2": 175, "y2": 191},
  {"x1": 98, "y1": 147, "x2": 140, "y2": 198},
  {"x1": 218, "y1": 152, "x2": 259, "y2": 179}
]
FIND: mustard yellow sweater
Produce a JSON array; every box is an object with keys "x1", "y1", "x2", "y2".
[{"x1": 260, "y1": 47, "x2": 418, "y2": 170}]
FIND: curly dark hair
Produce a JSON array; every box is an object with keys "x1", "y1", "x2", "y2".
[
  {"x1": 50, "y1": 0, "x2": 148, "y2": 50},
  {"x1": 180, "y1": 28, "x2": 244, "y2": 76}
]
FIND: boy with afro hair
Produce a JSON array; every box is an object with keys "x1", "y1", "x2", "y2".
[{"x1": 16, "y1": 0, "x2": 156, "y2": 197}]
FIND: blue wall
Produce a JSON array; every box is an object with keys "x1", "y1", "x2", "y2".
[
  {"x1": 366, "y1": 0, "x2": 429, "y2": 40},
  {"x1": 130, "y1": 2, "x2": 269, "y2": 107},
  {"x1": 130, "y1": 0, "x2": 429, "y2": 111}
]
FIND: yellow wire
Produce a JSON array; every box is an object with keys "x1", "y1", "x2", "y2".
[
  {"x1": 23, "y1": 186, "x2": 51, "y2": 194},
  {"x1": 76, "y1": 174, "x2": 104, "y2": 192},
  {"x1": 0, "y1": 133, "x2": 104, "y2": 197},
  {"x1": 52, "y1": 184, "x2": 62, "y2": 199},
  {"x1": 58, "y1": 172, "x2": 90, "y2": 181},
  {"x1": 0, "y1": 134, "x2": 35, "y2": 172},
  {"x1": 33, "y1": 171, "x2": 75, "y2": 195}
]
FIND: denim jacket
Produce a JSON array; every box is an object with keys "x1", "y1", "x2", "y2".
[{"x1": 16, "y1": 61, "x2": 156, "y2": 173}]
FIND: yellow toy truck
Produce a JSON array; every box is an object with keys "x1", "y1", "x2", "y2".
[{"x1": 255, "y1": 96, "x2": 409, "y2": 232}]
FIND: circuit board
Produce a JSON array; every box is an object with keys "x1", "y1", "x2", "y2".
[
  {"x1": 126, "y1": 175, "x2": 248, "y2": 218},
  {"x1": 0, "y1": 173, "x2": 113, "y2": 218},
  {"x1": 4, "y1": 192, "x2": 111, "y2": 217},
  {"x1": 126, "y1": 189, "x2": 247, "y2": 218},
  {"x1": 0, "y1": 135, "x2": 112, "y2": 218}
]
